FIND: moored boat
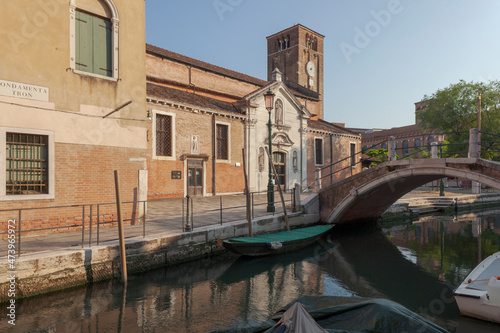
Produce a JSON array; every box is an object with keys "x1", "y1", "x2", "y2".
[
  {"x1": 453, "y1": 251, "x2": 500, "y2": 323},
  {"x1": 222, "y1": 224, "x2": 333, "y2": 256}
]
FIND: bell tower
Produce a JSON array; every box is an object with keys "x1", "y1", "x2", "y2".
[{"x1": 266, "y1": 24, "x2": 324, "y2": 119}]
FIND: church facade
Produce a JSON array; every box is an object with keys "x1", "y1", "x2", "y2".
[{"x1": 145, "y1": 24, "x2": 361, "y2": 198}]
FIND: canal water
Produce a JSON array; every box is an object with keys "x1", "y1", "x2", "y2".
[{"x1": 3, "y1": 210, "x2": 500, "y2": 332}]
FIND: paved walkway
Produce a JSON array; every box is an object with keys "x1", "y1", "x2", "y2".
[
  {"x1": 0, "y1": 192, "x2": 295, "y2": 257},
  {"x1": 0, "y1": 186, "x2": 495, "y2": 257}
]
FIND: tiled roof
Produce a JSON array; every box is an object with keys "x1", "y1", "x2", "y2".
[
  {"x1": 363, "y1": 124, "x2": 428, "y2": 141},
  {"x1": 147, "y1": 43, "x2": 320, "y2": 102},
  {"x1": 308, "y1": 118, "x2": 359, "y2": 136},
  {"x1": 147, "y1": 83, "x2": 244, "y2": 115},
  {"x1": 146, "y1": 44, "x2": 268, "y2": 87}
]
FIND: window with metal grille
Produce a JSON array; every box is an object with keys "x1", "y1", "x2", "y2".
[
  {"x1": 6, "y1": 133, "x2": 49, "y2": 195},
  {"x1": 156, "y1": 114, "x2": 172, "y2": 157},
  {"x1": 216, "y1": 124, "x2": 228, "y2": 160},
  {"x1": 315, "y1": 138, "x2": 323, "y2": 165}
]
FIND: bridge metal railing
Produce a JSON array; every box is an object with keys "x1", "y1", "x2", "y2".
[
  {"x1": 181, "y1": 188, "x2": 295, "y2": 232},
  {"x1": 300, "y1": 138, "x2": 391, "y2": 191},
  {"x1": 479, "y1": 130, "x2": 500, "y2": 156},
  {"x1": 304, "y1": 128, "x2": 500, "y2": 192}
]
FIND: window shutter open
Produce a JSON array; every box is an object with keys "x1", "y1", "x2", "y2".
[
  {"x1": 75, "y1": 11, "x2": 93, "y2": 72},
  {"x1": 93, "y1": 17, "x2": 113, "y2": 77}
]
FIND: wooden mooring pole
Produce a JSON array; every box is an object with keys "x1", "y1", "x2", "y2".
[
  {"x1": 114, "y1": 170, "x2": 128, "y2": 284},
  {"x1": 242, "y1": 149, "x2": 252, "y2": 237}
]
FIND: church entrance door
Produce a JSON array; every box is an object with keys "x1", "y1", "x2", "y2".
[
  {"x1": 272, "y1": 152, "x2": 286, "y2": 189},
  {"x1": 187, "y1": 160, "x2": 203, "y2": 196}
]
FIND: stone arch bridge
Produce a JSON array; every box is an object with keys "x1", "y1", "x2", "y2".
[{"x1": 319, "y1": 158, "x2": 500, "y2": 224}]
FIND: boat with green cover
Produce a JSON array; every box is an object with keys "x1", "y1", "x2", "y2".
[{"x1": 222, "y1": 225, "x2": 333, "y2": 256}]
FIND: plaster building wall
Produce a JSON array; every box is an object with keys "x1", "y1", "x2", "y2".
[
  {"x1": 0, "y1": 0, "x2": 147, "y2": 232},
  {"x1": 245, "y1": 83, "x2": 309, "y2": 193}
]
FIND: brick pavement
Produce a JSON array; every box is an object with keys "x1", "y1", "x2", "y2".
[{"x1": 0, "y1": 192, "x2": 294, "y2": 257}]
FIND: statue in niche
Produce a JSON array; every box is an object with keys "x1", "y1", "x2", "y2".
[
  {"x1": 191, "y1": 135, "x2": 200, "y2": 155},
  {"x1": 258, "y1": 147, "x2": 265, "y2": 172},
  {"x1": 275, "y1": 99, "x2": 284, "y2": 125}
]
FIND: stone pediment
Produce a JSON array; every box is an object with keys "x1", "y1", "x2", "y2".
[{"x1": 265, "y1": 132, "x2": 294, "y2": 147}]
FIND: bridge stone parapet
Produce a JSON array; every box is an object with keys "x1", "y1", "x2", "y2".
[{"x1": 319, "y1": 158, "x2": 500, "y2": 224}]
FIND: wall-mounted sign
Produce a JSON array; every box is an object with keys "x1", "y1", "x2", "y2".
[
  {"x1": 0, "y1": 79, "x2": 49, "y2": 102},
  {"x1": 171, "y1": 171, "x2": 182, "y2": 179}
]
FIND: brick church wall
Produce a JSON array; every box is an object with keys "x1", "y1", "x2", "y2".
[
  {"x1": 146, "y1": 104, "x2": 245, "y2": 199},
  {"x1": 146, "y1": 54, "x2": 263, "y2": 102}
]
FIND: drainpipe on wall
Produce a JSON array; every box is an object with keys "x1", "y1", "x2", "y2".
[
  {"x1": 300, "y1": 114, "x2": 304, "y2": 189},
  {"x1": 212, "y1": 114, "x2": 216, "y2": 195},
  {"x1": 330, "y1": 133, "x2": 334, "y2": 185}
]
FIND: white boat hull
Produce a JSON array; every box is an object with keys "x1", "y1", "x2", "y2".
[
  {"x1": 454, "y1": 252, "x2": 500, "y2": 324},
  {"x1": 454, "y1": 294, "x2": 500, "y2": 323}
]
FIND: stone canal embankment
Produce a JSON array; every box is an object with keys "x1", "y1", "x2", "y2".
[
  {"x1": 1, "y1": 190, "x2": 499, "y2": 302},
  {"x1": 0, "y1": 194, "x2": 321, "y2": 302},
  {"x1": 385, "y1": 192, "x2": 500, "y2": 217}
]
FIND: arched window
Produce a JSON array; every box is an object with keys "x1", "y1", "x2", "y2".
[
  {"x1": 70, "y1": 0, "x2": 119, "y2": 79},
  {"x1": 275, "y1": 99, "x2": 284, "y2": 125},
  {"x1": 312, "y1": 37, "x2": 318, "y2": 51}
]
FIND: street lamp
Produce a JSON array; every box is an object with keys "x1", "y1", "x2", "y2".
[{"x1": 264, "y1": 89, "x2": 275, "y2": 212}]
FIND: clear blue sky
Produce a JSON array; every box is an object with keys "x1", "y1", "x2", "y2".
[{"x1": 145, "y1": 0, "x2": 500, "y2": 129}]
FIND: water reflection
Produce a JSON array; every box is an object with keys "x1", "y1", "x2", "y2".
[{"x1": 3, "y1": 211, "x2": 500, "y2": 332}]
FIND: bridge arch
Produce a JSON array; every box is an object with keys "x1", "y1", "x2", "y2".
[{"x1": 320, "y1": 158, "x2": 500, "y2": 224}]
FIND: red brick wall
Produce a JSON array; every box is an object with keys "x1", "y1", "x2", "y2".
[
  {"x1": 147, "y1": 105, "x2": 245, "y2": 199},
  {"x1": 306, "y1": 133, "x2": 362, "y2": 190},
  {"x1": 146, "y1": 55, "x2": 261, "y2": 101},
  {"x1": 0, "y1": 143, "x2": 146, "y2": 236}
]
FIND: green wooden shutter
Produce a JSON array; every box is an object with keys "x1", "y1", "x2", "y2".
[
  {"x1": 75, "y1": 11, "x2": 93, "y2": 73},
  {"x1": 93, "y1": 17, "x2": 113, "y2": 77}
]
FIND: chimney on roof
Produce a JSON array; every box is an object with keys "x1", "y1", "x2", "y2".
[{"x1": 272, "y1": 68, "x2": 283, "y2": 82}]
